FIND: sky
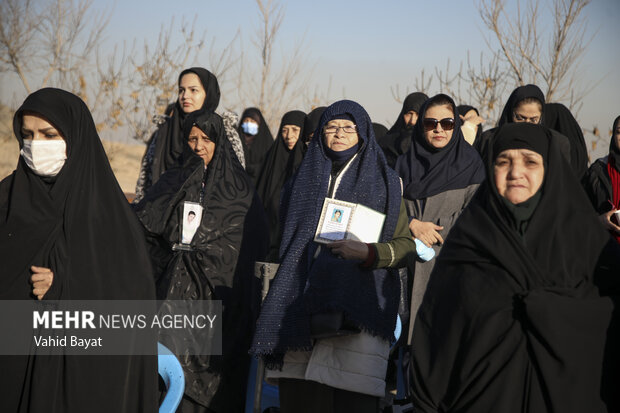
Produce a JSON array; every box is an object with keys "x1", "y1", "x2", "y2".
[{"x1": 2, "y1": 0, "x2": 619, "y2": 157}]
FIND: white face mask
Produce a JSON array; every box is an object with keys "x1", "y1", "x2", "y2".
[{"x1": 20, "y1": 139, "x2": 67, "y2": 177}]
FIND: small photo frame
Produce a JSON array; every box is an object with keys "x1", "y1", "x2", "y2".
[
  {"x1": 180, "y1": 201, "x2": 203, "y2": 244},
  {"x1": 314, "y1": 198, "x2": 386, "y2": 245},
  {"x1": 314, "y1": 199, "x2": 355, "y2": 243}
]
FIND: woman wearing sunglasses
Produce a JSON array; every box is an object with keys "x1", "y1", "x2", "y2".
[{"x1": 395, "y1": 94, "x2": 485, "y2": 353}]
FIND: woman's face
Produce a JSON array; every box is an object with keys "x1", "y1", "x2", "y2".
[
  {"x1": 178, "y1": 73, "x2": 206, "y2": 114},
  {"x1": 323, "y1": 119, "x2": 359, "y2": 151},
  {"x1": 614, "y1": 120, "x2": 620, "y2": 150},
  {"x1": 187, "y1": 126, "x2": 216, "y2": 165},
  {"x1": 494, "y1": 148, "x2": 545, "y2": 204},
  {"x1": 423, "y1": 104, "x2": 454, "y2": 149},
  {"x1": 403, "y1": 110, "x2": 418, "y2": 128},
  {"x1": 281, "y1": 124, "x2": 301, "y2": 149},
  {"x1": 512, "y1": 101, "x2": 542, "y2": 124},
  {"x1": 20, "y1": 114, "x2": 65, "y2": 141}
]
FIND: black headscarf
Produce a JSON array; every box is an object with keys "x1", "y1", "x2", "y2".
[
  {"x1": 395, "y1": 94, "x2": 485, "y2": 201},
  {"x1": 238, "y1": 107, "x2": 274, "y2": 183},
  {"x1": 372, "y1": 122, "x2": 388, "y2": 141},
  {"x1": 149, "y1": 67, "x2": 221, "y2": 186},
  {"x1": 251, "y1": 100, "x2": 402, "y2": 367},
  {"x1": 0, "y1": 88, "x2": 157, "y2": 412},
  {"x1": 582, "y1": 115, "x2": 620, "y2": 215},
  {"x1": 380, "y1": 92, "x2": 429, "y2": 168},
  {"x1": 303, "y1": 106, "x2": 326, "y2": 143},
  {"x1": 544, "y1": 102, "x2": 589, "y2": 179},
  {"x1": 134, "y1": 109, "x2": 268, "y2": 411},
  {"x1": 476, "y1": 84, "x2": 545, "y2": 157},
  {"x1": 410, "y1": 122, "x2": 617, "y2": 412},
  {"x1": 497, "y1": 84, "x2": 545, "y2": 127},
  {"x1": 255, "y1": 110, "x2": 306, "y2": 262}
]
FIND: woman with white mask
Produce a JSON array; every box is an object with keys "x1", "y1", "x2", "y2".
[
  {"x1": 238, "y1": 107, "x2": 273, "y2": 183},
  {"x1": 0, "y1": 88, "x2": 157, "y2": 412}
]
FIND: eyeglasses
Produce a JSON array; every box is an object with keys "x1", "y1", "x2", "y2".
[
  {"x1": 422, "y1": 118, "x2": 455, "y2": 131},
  {"x1": 323, "y1": 125, "x2": 357, "y2": 135},
  {"x1": 512, "y1": 112, "x2": 540, "y2": 124}
]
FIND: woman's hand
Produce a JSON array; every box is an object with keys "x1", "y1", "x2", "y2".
[
  {"x1": 327, "y1": 240, "x2": 369, "y2": 261},
  {"x1": 30, "y1": 266, "x2": 54, "y2": 300},
  {"x1": 598, "y1": 210, "x2": 620, "y2": 234},
  {"x1": 409, "y1": 219, "x2": 444, "y2": 247},
  {"x1": 459, "y1": 112, "x2": 485, "y2": 127}
]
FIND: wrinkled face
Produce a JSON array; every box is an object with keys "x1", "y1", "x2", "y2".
[
  {"x1": 512, "y1": 101, "x2": 542, "y2": 124},
  {"x1": 187, "y1": 126, "x2": 216, "y2": 166},
  {"x1": 21, "y1": 114, "x2": 65, "y2": 141},
  {"x1": 178, "y1": 73, "x2": 206, "y2": 114},
  {"x1": 323, "y1": 119, "x2": 359, "y2": 151},
  {"x1": 423, "y1": 104, "x2": 454, "y2": 149},
  {"x1": 403, "y1": 110, "x2": 418, "y2": 128},
  {"x1": 281, "y1": 124, "x2": 301, "y2": 150},
  {"x1": 494, "y1": 148, "x2": 545, "y2": 204}
]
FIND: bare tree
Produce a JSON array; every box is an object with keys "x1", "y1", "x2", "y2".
[
  {"x1": 478, "y1": 0, "x2": 592, "y2": 112},
  {"x1": 112, "y1": 17, "x2": 207, "y2": 142},
  {"x1": 237, "y1": 0, "x2": 313, "y2": 131},
  {"x1": 390, "y1": 69, "x2": 434, "y2": 104},
  {"x1": 0, "y1": 0, "x2": 109, "y2": 98},
  {"x1": 0, "y1": 0, "x2": 118, "y2": 134}
]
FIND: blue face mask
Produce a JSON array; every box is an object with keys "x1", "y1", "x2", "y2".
[{"x1": 242, "y1": 122, "x2": 259, "y2": 135}]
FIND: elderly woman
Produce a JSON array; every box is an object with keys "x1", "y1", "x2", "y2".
[
  {"x1": 251, "y1": 100, "x2": 416, "y2": 413},
  {"x1": 134, "y1": 110, "x2": 268, "y2": 412},
  {"x1": 0, "y1": 88, "x2": 157, "y2": 412},
  {"x1": 410, "y1": 122, "x2": 619, "y2": 412}
]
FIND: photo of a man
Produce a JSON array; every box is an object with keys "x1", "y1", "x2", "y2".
[
  {"x1": 331, "y1": 209, "x2": 343, "y2": 223},
  {"x1": 181, "y1": 203, "x2": 202, "y2": 244}
]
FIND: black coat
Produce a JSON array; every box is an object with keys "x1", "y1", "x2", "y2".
[
  {"x1": 410, "y1": 123, "x2": 620, "y2": 412},
  {"x1": 134, "y1": 110, "x2": 268, "y2": 412},
  {"x1": 0, "y1": 88, "x2": 157, "y2": 412}
]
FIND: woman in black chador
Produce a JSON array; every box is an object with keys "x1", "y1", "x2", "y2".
[
  {"x1": 0, "y1": 88, "x2": 157, "y2": 412},
  {"x1": 410, "y1": 122, "x2": 619, "y2": 412},
  {"x1": 238, "y1": 107, "x2": 274, "y2": 183},
  {"x1": 476, "y1": 84, "x2": 581, "y2": 176},
  {"x1": 379, "y1": 92, "x2": 428, "y2": 168},
  {"x1": 135, "y1": 67, "x2": 221, "y2": 202},
  {"x1": 255, "y1": 109, "x2": 306, "y2": 262},
  {"x1": 582, "y1": 115, "x2": 620, "y2": 244},
  {"x1": 134, "y1": 109, "x2": 268, "y2": 412}
]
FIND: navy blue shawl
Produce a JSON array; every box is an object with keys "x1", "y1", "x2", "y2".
[
  {"x1": 395, "y1": 94, "x2": 485, "y2": 200},
  {"x1": 251, "y1": 100, "x2": 402, "y2": 364}
]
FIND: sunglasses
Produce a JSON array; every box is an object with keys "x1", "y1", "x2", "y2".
[{"x1": 422, "y1": 117, "x2": 455, "y2": 131}]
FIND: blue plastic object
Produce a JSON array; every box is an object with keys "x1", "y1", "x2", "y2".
[
  {"x1": 393, "y1": 314, "x2": 402, "y2": 345},
  {"x1": 414, "y1": 238, "x2": 435, "y2": 262},
  {"x1": 245, "y1": 357, "x2": 280, "y2": 413},
  {"x1": 158, "y1": 342, "x2": 185, "y2": 413}
]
